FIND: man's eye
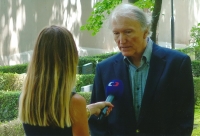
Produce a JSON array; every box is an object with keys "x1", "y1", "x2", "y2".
[
  {"x1": 113, "y1": 32, "x2": 119, "y2": 35},
  {"x1": 125, "y1": 31, "x2": 131, "y2": 34}
]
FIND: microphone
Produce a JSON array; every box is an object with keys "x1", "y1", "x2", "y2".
[{"x1": 98, "y1": 79, "x2": 124, "y2": 120}]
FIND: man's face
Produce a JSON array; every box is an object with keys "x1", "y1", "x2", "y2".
[{"x1": 112, "y1": 17, "x2": 148, "y2": 58}]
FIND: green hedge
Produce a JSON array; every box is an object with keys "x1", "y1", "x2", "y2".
[
  {"x1": 192, "y1": 61, "x2": 200, "y2": 77},
  {"x1": 176, "y1": 47, "x2": 195, "y2": 55},
  {"x1": 0, "y1": 63, "x2": 28, "y2": 74},
  {"x1": 0, "y1": 73, "x2": 95, "y2": 122},
  {"x1": 0, "y1": 52, "x2": 117, "y2": 74},
  {"x1": 0, "y1": 91, "x2": 20, "y2": 122},
  {"x1": 0, "y1": 51, "x2": 200, "y2": 77},
  {"x1": 0, "y1": 91, "x2": 91, "y2": 122},
  {"x1": 76, "y1": 74, "x2": 94, "y2": 92},
  {"x1": 1, "y1": 77, "x2": 200, "y2": 123},
  {"x1": 194, "y1": 77, "x2": 200, "y2": 104},
  {"x1": 0, "y1": 119, "x2": 24, "y2": 136},
  {"x1": 0, "y1": 73, "x2": 94, "y2": 92},
  {"x1": 78, "y1": 52, "x2": 118, "y2": 74},
  {"x1": 0, "y1": 73, "x2": 25, "y2": 91}
]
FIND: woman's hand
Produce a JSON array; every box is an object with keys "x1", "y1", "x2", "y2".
[{"x1": 86, "y1": 102, "x2": 114, "y2": 116}]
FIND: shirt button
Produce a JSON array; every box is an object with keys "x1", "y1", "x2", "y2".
[{"x1": 136, "y1": 129, "x2": 140, "y2": 133}]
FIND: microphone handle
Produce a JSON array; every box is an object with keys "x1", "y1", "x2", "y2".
[
  {"x1": 98, "y1": 95, "x2": 114, "y2": 120},
  {"x1": 105, "y1": 95, "x2": 114, "y2": 102}
]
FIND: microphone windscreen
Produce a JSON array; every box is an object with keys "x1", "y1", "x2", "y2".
[{"x1": 106, "y1": 79, "x2": 124, "y2": 99}]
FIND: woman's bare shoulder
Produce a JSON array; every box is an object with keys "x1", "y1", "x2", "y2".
[
  {"x1": 71, "y1": 93, "x2": 86, "y2": 106},
  {"x1": 70, "y1": 93, "x2": 88, "y2": 124}
]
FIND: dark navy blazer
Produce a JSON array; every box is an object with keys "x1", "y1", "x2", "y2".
[{"x1": 89, "y1": 43, "x2": 194, "y2": 136}]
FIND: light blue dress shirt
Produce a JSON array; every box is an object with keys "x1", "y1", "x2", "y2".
[{"x1": 124, "y1": 38, "x2": 153, "y2": 121}]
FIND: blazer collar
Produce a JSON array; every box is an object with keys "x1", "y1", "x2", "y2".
[
  {"x1": 139, "y1": 43, "x2": 167, "y2": 121},
  {"x1": 113, "y1": 53, "x2": 130, "y2": 83}
]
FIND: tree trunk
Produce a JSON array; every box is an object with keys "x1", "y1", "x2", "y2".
[{"x1": 151, "y1": 0, "x2": 162, "y2": 43}]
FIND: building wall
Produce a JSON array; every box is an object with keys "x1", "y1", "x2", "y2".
[
  {"x1": 0, "y1": 0, "x2": 116, "y2": 65},
  {"x1": 158, "y1": 0, "x2": 200, "y2": 48},
  {"x1": 0, "y1": 0, "x2": 199, "y2": 65}
]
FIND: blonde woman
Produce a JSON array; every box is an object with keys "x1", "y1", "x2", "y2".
[{"x1": 18, "y1": 25, "x2": 113, "y2": 136}]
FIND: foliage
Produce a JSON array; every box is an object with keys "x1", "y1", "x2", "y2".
[
  {"x1": 78, "y1": 92, "x2": 92, "y2": 104},
  {"x1": 0, "y1": 91, "x2": 92, "y2": 123},
  {"x1": 190, "y1": 23, "x2": 200, "y2": 47},
  {"x1": 78, "y1": 52, "x2": 118, "y2": 74},
  {"x1": 190, "y1": 23, "x2": 200, "y2": 60},
  {"x1": 134, "y1": 0, "x2": 155, "y2": 11},
  {"x1": 0, "y1": 100, "x2": 200, "y2": 136},
  {"x1": 80, "y1": 0, "x2": 122, "y2": 35},
  {"x1": 80, "y1": 0, "x2": 155, "y2": 36},
  {"x1": 0, "y1": 63, "x2": 28, "y2": 74},
  {"x1": 0, "y1": 91, "x2": 20, "y2": 122},
  {"x1": 0, "y1": 72, "x2": 25, "y2": 91},
  {"x1": 0, "y1": 119, "x2": 24, "y2": 136},
  {"x1": 75, "y1": 74, "x2": 95, "y2": 92},
  {"x1": 0, "y1": 53, "x2": 200, "y2": 93},
  {"x1": 0, "y1": 92, "x2": 92, "y2": 136},
  {"x1": 192, "y1": 61, "x2": 200, "y2": 77},
  {"x1": 194, "y1": 77, "x2": 200, "y2": 104},
  {"x1": 192, "y1": 106, "x2": 200, "y2": 136},
  {"x1": 176, "y1": 47, "x2": 195, "y2": 55},
  {"x1": 1, "y1": 77, "x2": 200, "y2": 122}
]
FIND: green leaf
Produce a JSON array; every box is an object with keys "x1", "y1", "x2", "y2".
[{"x1": 80, "y1": 0, "x2": 155, "y2": 35}]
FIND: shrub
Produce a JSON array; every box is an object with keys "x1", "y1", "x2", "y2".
[
  {"x1": 0, "y1": 91, "x2": 92, "y2": 123},
  {"x1": 0, "y1": 119, "x2": 24, "y2": 136},
  {"x1": 0, "y1": 73, "x2": 94, "y2": 93},
  {"x1": 78, "y1": 52, "x2": 118, "y2": 74},
  {"x1": 177, "y1": 47, "x2": 195, "y2": 54},
  {"x1": 0, "y1": 63, "x2": 28, "y2": 74},
  {"x1": 0, "y1": 52, "x2": 118, "y2": 74},
  {"x1": 1, "y1": 51, "x2": 200, "y2": 76},
  {"x1": 78, "y1": 92, "x2": 92, "y2": 104},
  {"x1": 0, "y1": 73, "x2": 25, "y2": 91},
  {"x1": 190, "y1": 23, "x2": 200, "y2": 46},
  {"x1": 0, "y1": 73, "x2": 95, "y2": 121},
  {"x1": 75, "y1": 74, "x2": 95, "y2": 92},
  {"x1": 194, "y1": 77, "x2": 200, "y2": 105},
  {"x1": 192, "y1": 61, "x2": 200, "y2": 77},
  {"x1": 0, "y1": 92, "x2": 92, "y2": 136},
  {"x1": 0, "y1": 91, "x2": 20, "y2": 122},
  {"x1": 190, "y1": 23, "x2": 200, "y2": 60}
]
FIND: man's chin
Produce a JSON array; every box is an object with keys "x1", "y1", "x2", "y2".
[{"x1": 121, "y1": 52, "x2": 134, "y2": 57}]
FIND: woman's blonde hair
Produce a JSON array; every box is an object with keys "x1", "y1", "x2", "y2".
[{"x1": 18, "y1": 25, "x2": 78, "y2": 128}]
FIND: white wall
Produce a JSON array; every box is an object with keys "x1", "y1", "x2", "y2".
[
  {"x1": 158, "y1": 0, "x2": 200, "y2": 48},
  {"x1": 0, "y1": 0, "x2": 116, "y2": 65},
  {"x1": 0, "y1": 0, "x2": 199, "y2": 65}
]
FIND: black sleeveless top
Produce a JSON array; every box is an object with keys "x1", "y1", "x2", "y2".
[{"x1": 23, "y1": 92, "x2": 76, "y2": 136}]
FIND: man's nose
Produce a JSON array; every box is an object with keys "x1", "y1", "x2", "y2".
[{"x1": 119, "y1": 34, "x2": 126, "y2": 44}]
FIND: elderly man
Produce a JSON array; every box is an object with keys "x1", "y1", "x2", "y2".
[{"x1": 89, "y1": 3, "x2": 194, "y2": 136}]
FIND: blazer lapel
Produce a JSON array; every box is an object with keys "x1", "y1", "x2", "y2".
[
  {"x1": 113, "y1": 53, "x2": 130, "y2": 84},
  {"x1": 113, "y1": 53, "x2": 132, "y2": 98},
  {"x1": 139, "y1": 44, "x2": 166, "y2": 120}
]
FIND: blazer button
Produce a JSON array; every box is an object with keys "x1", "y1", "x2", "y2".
[{"x1": 136, "y1": 129, "x2": 140, "y2": 133}]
